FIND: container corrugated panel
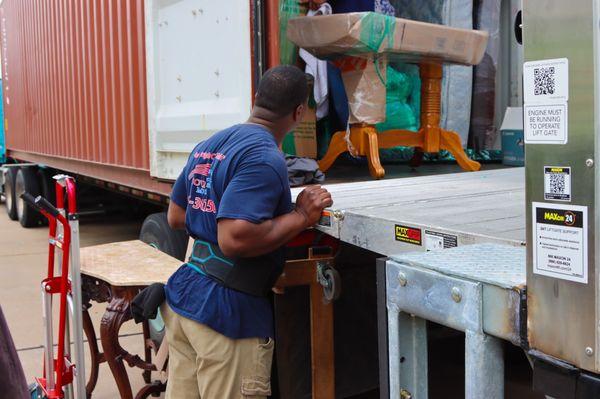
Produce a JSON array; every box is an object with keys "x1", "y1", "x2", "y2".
[{"x1": 0, "y1": 0, "x2": 149, "y2": 171}]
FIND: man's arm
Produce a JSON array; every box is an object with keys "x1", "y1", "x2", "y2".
[
  {"x1": 167, "y1": 200, "x2": 186, "y2": 230},
  {"x1": 218, "y1": 185, "x2": 332, "y2": 258}
]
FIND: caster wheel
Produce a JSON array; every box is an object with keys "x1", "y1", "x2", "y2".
[{"x1": 320, "y1": 266, "x2": 341, "y2": 302}]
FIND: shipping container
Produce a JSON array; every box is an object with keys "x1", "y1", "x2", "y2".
[
  {"x1": 0, "y1": 0, "x2": 270, "y2": 196},
  {"x1": 0, "y1": 2, "x2": 543, "y2": 398}
]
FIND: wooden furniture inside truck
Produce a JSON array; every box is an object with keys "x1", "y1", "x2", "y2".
[{"x1": 318, "y1": 62, "x2": 481, "y2": 179}]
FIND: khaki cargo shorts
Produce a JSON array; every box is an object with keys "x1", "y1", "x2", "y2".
[{"x1": 161, "y1": 303, "x2": 274, "y2": 399}]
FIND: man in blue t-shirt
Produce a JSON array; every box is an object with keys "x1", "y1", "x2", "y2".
[{"x1": 162, "y1": 65, "x2": 333, "y2": 399}]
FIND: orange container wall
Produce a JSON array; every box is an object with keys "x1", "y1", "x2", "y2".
[{"x1": 0, "y1": 0, "x2": 168, "y2": 192}]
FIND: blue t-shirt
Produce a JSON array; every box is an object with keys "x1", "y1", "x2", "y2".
[{"x1": 165, "y1": 124, "x2": 292, "y2": 339}]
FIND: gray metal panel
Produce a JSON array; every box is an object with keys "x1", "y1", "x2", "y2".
[
  {"x1": 483, "y1": 285, "x2": 523, "y2": 345},
  {"x1": 291, "y1": 168, "x2": 523, "y2": 212},
  {"x1": 389, "y1": 244, "x2": 526, "y2": 343},
  {"x1": 376, "y1": 258, "x2": 390, "y2": 399},
  {"x1": 291, "y1": 168, "x2": 525, "y2": 255},
  {"x1": 387, "y1": 261, "x2": 483, "y2": 332},
  {"x1": 390, "y1": 244, "x2": 525, "y2": 289},
  {"x1": 524, "y1": 0, "x2": 597, "y2": 372}
]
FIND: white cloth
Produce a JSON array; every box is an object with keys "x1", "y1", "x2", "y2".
[{"x1": 298, "y1": 3, "x2": 332, "y2": 120}]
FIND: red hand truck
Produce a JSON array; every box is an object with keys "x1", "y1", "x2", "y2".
[{"x1": 21, "y1": 175, "x2": 86, "y2": 399}]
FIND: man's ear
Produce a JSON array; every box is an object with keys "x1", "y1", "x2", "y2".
[{"x1": 293, "y1": 103, "x2": 305, "y2": 122}]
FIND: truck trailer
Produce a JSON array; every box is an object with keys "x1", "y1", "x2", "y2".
[{"x1": 8, "y1": 1, "x2": 587, "y2": 399}]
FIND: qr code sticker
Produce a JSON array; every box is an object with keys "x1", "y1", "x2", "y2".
[
  {"x1": 534, "y1": 66, "x2": 555, "y2": 95},
  {"x1": 544, "y1": 167, "x2": 571, "y2": 201},
  {"x1": 549, "y1": 173, "x2": 565, "y2": 194}
]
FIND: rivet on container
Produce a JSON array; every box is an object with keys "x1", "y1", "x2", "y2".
[
  {"x1": 586, "y1": 159, "x2": 594, "y2": 168},
  {"x1": 451, "y1": 287, "x2": 462, "y2": 303},
  {"x1": 585, "y1": 347, "x2": 594, "y2": 356},
  {"x1": 398, "y1": 272, "x2": 407, "y2": 287}
]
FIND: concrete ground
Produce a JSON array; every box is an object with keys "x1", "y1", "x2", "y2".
[{"x1": 0, "y1": 203, "x2": 156, "y2": 398}]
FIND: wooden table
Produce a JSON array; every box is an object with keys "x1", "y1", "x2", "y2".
[
  {"x1": 81, "y1": 240, "x2": 181, "y2": 399},
  {"x1": 318, "y1": 62, "x2": 481, "y2": 179},
  {"x1": 80, "y1": 239, "x2": 338, "y2": 399}
]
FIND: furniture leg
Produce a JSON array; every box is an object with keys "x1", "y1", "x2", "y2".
[
  {"x1": 440, "y1": 129, "x2": 481, "y2": 171},
  {"x1": 318, "y1": 131, "x2": 349, "y2": 173},
  {"x1": 364, "y1": 128, "x2": 385, "y2": 179},
  {"x1": 142, "y1": 321, "x2": 152, "y2": 384},
  {"x1": 83, "y1": 308, "x2": 102, "y2": 398},
  {"x1": 409, "y1": 148, "x2": 424, "y2": 168},
  {"x1": 134, "y1": 381, "x2": 166, "y2": 399},
  {"x1": 310, "y1": 279, "x2": 335, "y2": 399},
  {"x1": 100, "y1": 294, "x2": 134, "y2": 399}
]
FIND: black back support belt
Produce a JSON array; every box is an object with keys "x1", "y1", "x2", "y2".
[{"x1": 187, "y1": 240, "x2": 285, "y2": 297}]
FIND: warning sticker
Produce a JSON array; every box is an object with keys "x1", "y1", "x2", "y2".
[
  {"x1": 318, "y1": 211, "x2": 332, "y2": 228},
  {"x1": 524, "y1": 103, "x2": 568, "y2": 144},
  {"x1": 523, "y1": 58, "x2": 569, "y2": 145},
  {"x1": 395, "y1": 225, "x2": 422, "y2": 246},
  {"x1": 532, "y1": 202, "x2": 587, "y2": 283},
  {"x1": 544, "y1": 166, "x2": 571, "y2": 202},
  {"x1": 424, "y1": 230, "x2": 458, "y2": 251}
]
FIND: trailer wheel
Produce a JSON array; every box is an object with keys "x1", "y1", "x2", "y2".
[
  {"x1": 15, "y1": 167, "x2": 42, "y2": 227},
  {"x1": 140, "y1": 212, "x2": 188, "y2": 347},
  {"x1": 140, "y1": 212, "x2": 189, "y2": 261},
  {"x1": 4, "y1": 167, "x2": 18, "y2": 220}
]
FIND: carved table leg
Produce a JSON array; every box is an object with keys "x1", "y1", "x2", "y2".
[
  {"x1": 134, "y1": 381, "x2": 167, "y2": 399},
  {"x1": 364, "y1": 127, "x2": 385, "y2": 179},
  {"x1": 318, "y1": 131, "x2": 350, "y2": 173},
  {"x1": 142, "y1": 321, "x2": 152, "y2": 384},
  {"x1": 83, "y1": 308, "x2": 102, "y2": 398},
  {"x1": 440, "y1": 129, "x2": 481, "y2": 171},
  {"x1": 100, "y1": 289, "x2": 134, "y2": 399}
]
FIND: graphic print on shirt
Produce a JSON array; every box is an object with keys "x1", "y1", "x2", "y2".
[{"x1": 187, "y1": 151, "x2": 226, "y2": 214}]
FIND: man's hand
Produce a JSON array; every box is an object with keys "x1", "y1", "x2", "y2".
[{"x1": 294, "y1": 185, "x2": 333, "y2": 227}]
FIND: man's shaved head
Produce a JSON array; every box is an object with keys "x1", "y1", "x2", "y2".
[{"x1": 255, "y1": 65, "x2": 309, "y2": 117}]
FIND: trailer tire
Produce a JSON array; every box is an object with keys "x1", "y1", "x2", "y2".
[
  {"x1": 140, "y1": 212, "x2": 188, "y2": 347},
  {"x1": 4, "y1": 167, "x2": 18, "y2": 220},
  {"x1": 15, "y1": 167, "x2": 42, "y2": 228},
  {"x1": 139, "y1": 212, "x2": 189, "y2": 261}
]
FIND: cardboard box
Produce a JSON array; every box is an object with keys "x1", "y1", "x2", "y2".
[
  {"x1": 282, "y1": 95, "x2": 318, "y2": 158},
  {"x1": 287, "y1": 13, "x2": 488, "y2": 124},
  {"x1": 291, "y1": 105, "x2": 318, "y2": 158},
  {"x1": 332, "y1": 56, "x2": 387, "y2": 124},
  {"x1": 287, "y1": 12, "x2": 489, "y2": 66}
]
